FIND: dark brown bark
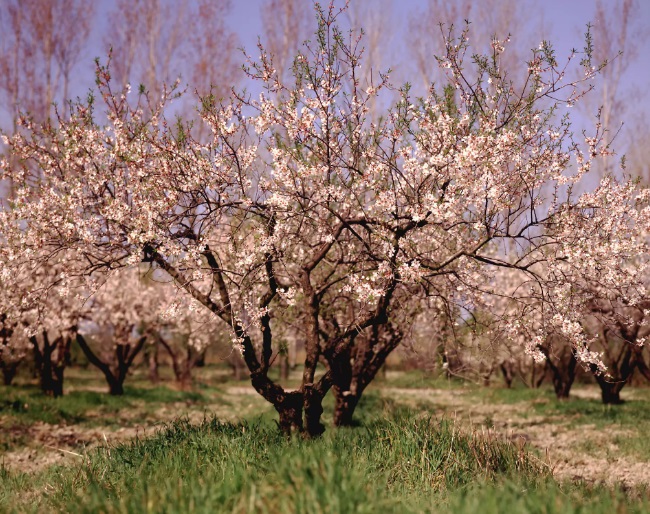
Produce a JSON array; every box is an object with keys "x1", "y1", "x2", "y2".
[
  {"x1": 597, "y1": 379, "x2": 625, "y2": 404},
  {"x1": 76, "y1": 333, "x2": 146, "y2": 396},
  {"x1": 275, "y1": 390, "x2": 303, "y2": 434},
  {"x1": 587, "y1": 353, "x2": 632, "y2": 405},
  {"x1": 551, "y1": 353, "x2": 577, "y2": 399},
  {"x1": 541, "y1": 343, "x2": 577, "y2": 400},
  {"x1": 586, "y1": 301, "x2": 647, "y2": 405},
  {"x1": 636, "y1": 349, "x2": 650, "y2": 382},
  {"x1": 158, "y1": 336, "x2": 201, "y2": 390},
  {"x1": 298, "y1": 269, "x2": 328, "y2": 437},
  {"x1": 0, "y1": 314, "x2": 20, "y2": 385},
  {"x1": 500, "y1": 361, "x2": 514, "y2": 389},
  {"x1": 2, "y1": 363, "x2": 18, "y2": 385},
  {"x1": 31, "y1": 331, "x2": 70, "y2": 397},
  {"x1": 592, "y1": 340, "x2": 633, "y2": 405},
  {"x1": 328, "y1": 322, "x2": 402, "y2": 427},
  {"x1": 155, "y1": 249, "x2": 329, "y2": 437}
]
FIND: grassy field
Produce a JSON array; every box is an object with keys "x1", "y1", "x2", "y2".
[{"x1": 2, "y1": 366, "x2": 650, "y2": 512}]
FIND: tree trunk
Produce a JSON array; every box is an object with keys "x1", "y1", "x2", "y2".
[
  {"x1": 147, "y1": 341, "x2": 160, "y2": 384},
  {"x1": 108, "y1": 376, "x2": 125, "y2": 396},
  {"x1": 158, "y1": 337, "x2": 196, "y2": 390},
  {"x1": 500, "y1": 361, "x2": 514, "y2": 389},
  {"x1": 599, "y1": 381, "x2": 624, "y2": 404},
  {"x1": 32, "y1": 332, "x2": 69, "y2": 397},
  {"x1": 548, "y1": 351, "x2": 577, "y2": 400},
  {"x1": 76, "y1": 333, "x2": 146, "y2": 396},
  {"x1": 275, "y1": 390, "x2": 303, "y2": 435},
  {"x1": 303, "y1": 385, "x2": 325, "y2": 437},
  {"x1": 2, "y1": 363, "x2": 18, "y2": 386},
  {"x1": 327, "y1": 323, "x2": 401, "y2": 428},
  {"x1": 177, "y1": 367, "x2": 192, "y2": 391},
  {"x1": 333, "y1": 390, "x2": 360, "y2": 427},
  {"x1": 279, "y1": 353, "x2": 290, "y2": 381}
]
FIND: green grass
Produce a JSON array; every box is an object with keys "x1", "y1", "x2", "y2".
[
  {"x1": 377, "y1": 370, "x2": 470, "y2": 390},
  {"x1": 0, "y1": 383, "x2": 220, "y2": 454},
  {"x1": 0, "y1": 385, "x2": 209, "y2": 426},
  {"x1": 2, "y1": 409, "x2": 649, "y2": 513}
]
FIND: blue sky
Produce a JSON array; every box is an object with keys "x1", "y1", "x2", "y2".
[{"x1": 8, "y1": 0, "x2": 650, "y2": 135}]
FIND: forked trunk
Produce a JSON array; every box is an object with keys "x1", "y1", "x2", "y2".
[
  {"x1": 76, "y1": 333, "x2": 146, "y2": 396},
  {"x1": 2, "y1": 362, "x2": 18, "y2": 386},
  {"x1": 327, "y1": 323, "x2": 400, "y2": 427},
  {"x1": 500, "y1": 361, "x2": 514, "y2": 389},
  {"x1": 32, "y1": 331, "x2": 70, "y2": 397},
  {"x1": 549, "y1": 352, "x2": 577, "y2": 400}
]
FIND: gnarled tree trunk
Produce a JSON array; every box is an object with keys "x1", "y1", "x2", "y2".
[
  {"x1": 76, "y1": 333, "x2": 147, "y2": 396},
  {"x1": 158, "y1": 336, "x2": 204, "y2": 390},
  {"x1": 31, "y1": 331, "x2": 71, "y2": 397},
  {"x1": 327, "y1": 323, "x2": 402, "y2": 427}
]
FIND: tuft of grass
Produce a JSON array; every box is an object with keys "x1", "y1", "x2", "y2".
[
  {"x1": 5, "y1": 408, "x2": 643, "y2": 514},
  {"x1": 0, "y1": 412, "x2": 546, "y2": 513},
  {"x1": 3, "y1": 408, "x2": 650, "y2": 513},
  {"x1": 444, "y1": 479, "x2": 650, "y2": 514}
]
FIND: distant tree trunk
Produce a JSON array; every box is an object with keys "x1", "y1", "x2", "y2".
[
  {"x1": 500, "y1": 361, "x2": 514, "y2": 389},
  {"x1": 279, "y1": 352, "x2": 290, "y2": 381},
  {"x1": 589, "y1": 351, "x2": 632, "y2": 405},
  {"x1": 2, "y1": 363, "x2": 18, "y2": 385},
  {"x1": 31, "y1": 331, "x2": 71, "y2": 397},
  {"x1": 597, "y1": 378, "x2": 625, "y2": 404},
  {"x1": 146, "y1": 341, "x2": 160, "y2": 384},
  {"x1": 1, "y1": 315, "x2": 20, "y2": 385},
  {"x1": 327, "y1": 323, "x2": 402, "y2": 427},
  {"x1": 550, "y1": 353, "x2": 577, "y2": 400},
  {"x1": 158, "y1": 336, "x2": 202, "y2": 390},
  {"x1": 636, "y1": 349, "x2": 650, "y2": 382},
  {"x1": 76, "y1": 333, "x2": 146, "y2": 396},
  {"x1": 541, "y1": 343, "x2": 577, "y2": 400}
]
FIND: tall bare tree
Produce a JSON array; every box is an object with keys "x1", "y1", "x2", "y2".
[
  {"x1": 408, "y1": 0, "x2": 539, "y2": 92},
  {"x1": 0, "y1": 0, "x2": 95, "y2": 127},
  {"x1": 577, "y1": 0, "x2": 648, "y2": 177}
]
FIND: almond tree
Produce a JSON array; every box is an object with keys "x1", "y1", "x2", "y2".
[
  {"x1": 155, "y1": 286, "x2": 224, "y2": 390},
  {"x1": 6, "y1": 259, "x2": 88, "y2": 397},
  {"x1": 582, "y1": 299, "x2": 650, "y2": 404},
  {"x1": 75, "y1": 267, "x2": 161, "y2": 395},
  {"x1": 1, "y1": 5, "x2": 649, "y2": 435}
]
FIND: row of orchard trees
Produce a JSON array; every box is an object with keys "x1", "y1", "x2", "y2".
[
  {"x1": 407, "y1": 274, "x2": 650, "y2": 405},
  {"x1": 0, "y1": 262, "x2": 232, "y2": 395},
  {"x1": 1, "y1": 4, "x2": 650, "y2": 436}
]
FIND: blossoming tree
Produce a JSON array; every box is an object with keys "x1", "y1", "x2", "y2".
[
  {"x1": 75, "y1": 266, "x2": 163, "y2": 395},
  {"x1": 1, "y1": 4, "x2": 649, "y2": 434}
]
